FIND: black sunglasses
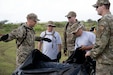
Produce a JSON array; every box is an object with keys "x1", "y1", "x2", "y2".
[
  {"x1": 96, "y1": 6, "x2": 99, "y2": 9},
  {"x1": 48, "y1": 25, "x2": 55, "y2": 27},
  {"x1": 96, "y1": 4, "x2": 103, "y2": 9},
  {"x1": 68, "y1": 17, "x2": 71, "y2": 19}
]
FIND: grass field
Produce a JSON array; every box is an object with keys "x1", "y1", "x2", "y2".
[
  {"x1": 0, "y1": 27, "x2": 68, "y2": 75},
  {"x1": 0, "y1": 41, "x2": 16, "y2": 75}
]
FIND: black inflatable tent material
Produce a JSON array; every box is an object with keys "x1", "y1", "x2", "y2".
[{"x1": 12, "y1": 49, "x2": 95, "y2": 75}]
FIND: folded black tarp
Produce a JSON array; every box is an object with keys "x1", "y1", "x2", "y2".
[{"x1": 12, "y1": 49, "x2": 95, "y2": 75}]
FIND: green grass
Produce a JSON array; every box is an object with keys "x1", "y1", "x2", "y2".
[
  {"x1": 0, "y1": 27, "x2": 68, "y2": 75},
  {"x1": 0, "y1": 41, "x2": 16, "y2": 75}
]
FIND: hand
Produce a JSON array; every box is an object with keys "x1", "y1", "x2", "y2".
[
  {"x1": 85, "y1": 51, "x2": 91, "y2": 57},
  {"x1": 80, "y1": 45, "x2": 87, "y2": 50},
  {"x1": 42, "y1": 38, "x2": 52, "y2": 42},
  {"x1": 57, "y1": 52, "x2": 61, "y2": 61},
  {"x1": 0, "y1": 34, "x2": 9, "y2": 41},
  {"x1": 64, "y1": 48, "x2": 67, "y2": 56}
]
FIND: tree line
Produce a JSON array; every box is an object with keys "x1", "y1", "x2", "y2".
[{"x1": 0, "y1": 19, "x2": 97, "y2": 34}]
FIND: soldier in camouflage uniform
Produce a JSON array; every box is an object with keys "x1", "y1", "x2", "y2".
[
  {"x1": 85, "y1": 0, "x2": 113, "y2": 75},
  {"x1": 63, "y1": 11, "x2": 85, "y2": 56},
  {"x1": 0, "y1": 13, "x2": 51, "y2": 67}
]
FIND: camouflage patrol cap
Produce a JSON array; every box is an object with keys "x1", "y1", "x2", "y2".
[
  {"x1": 71, "y1": 24, "x2": 83, "y2": 34},
  {"x1": 27, "y1": 13, "x2": 40, "y2": 21},
  {"x1": 65, "y1": 11, "x2": 76, "y2": 17},
  {"x1": 93, "y1": 0, "x2": 110, "y2": 8},
  {"x1": 46, "y1": 21, "x2": 56, "y2": 27}
]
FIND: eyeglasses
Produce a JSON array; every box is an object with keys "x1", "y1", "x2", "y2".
[{"x1": 67, "y1": 17, "x2": 71, "y2": 19}]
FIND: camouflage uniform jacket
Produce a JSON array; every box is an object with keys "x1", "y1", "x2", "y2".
[
  {"x1": 63, "y1": 21, "x2": 82, "y2": 51},
  {"x1": 5, "y1": 23, "x2": 36, "y2": 66},
  {"x1": 90, "y1": 12, "x2": 113, "y2": 65}
]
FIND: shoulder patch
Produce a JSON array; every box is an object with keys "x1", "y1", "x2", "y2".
[{"x1": 97, "y1": 25, "x2": 105, "y2": 37}]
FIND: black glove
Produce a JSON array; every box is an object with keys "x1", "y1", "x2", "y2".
[
  {"x1": 0, "y1": 34, "x2": 9, "y2": 41},
  {"x1": 42, "y1": 37, "x2": 52, "y2": 42},
  {"x1": 35, "y1": 37, "x2": 51, "y2": 42},
  {"x1": 57, "y1": 52, "x2": 61, "y2": 61}
]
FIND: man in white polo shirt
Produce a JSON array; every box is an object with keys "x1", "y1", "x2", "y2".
[
  {"x1": 38, "y1": 21, "x2": 62, "y2": 62},
  {"x1": 72, "y1": 24, "x2": 96, "y2": 53}
]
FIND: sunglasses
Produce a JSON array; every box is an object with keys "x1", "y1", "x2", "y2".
[
  {"x1": 96, "y1": 4, "x2": 103, "y2": 9},
  {"x1": 48, "y1": 25, "x2": 54, "y2": 27},
  {"x1": 68, "y1": 17, "x2": 71, "y2": 19},
  {"x1": 96, "y1": 6, "x2": 99, "y2": 9}
]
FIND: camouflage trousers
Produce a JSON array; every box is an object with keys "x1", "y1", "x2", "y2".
[
  {"x1": 67, "y1": 47, "x2": 75, "y2": 57},
  {"x1": 16, "y1": 52, "x2": 30, "y2": 67},
  {"x1": 96, "y1": 62, "x2": 113, "y2": 75},
  {"x1": 68, "y1": 51, "x2": 74, "y2": 56},
  {"x1": 16, "y1": 53, "x2": 28, "y2": 67}
]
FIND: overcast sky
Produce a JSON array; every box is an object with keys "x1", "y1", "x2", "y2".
[{"x1": 0, "y1": 0, "x2": 113, "y2": 23}]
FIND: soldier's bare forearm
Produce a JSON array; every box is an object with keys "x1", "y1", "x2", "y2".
[
  {"x1": 38, "y1": 42, "x2": 42, "y2": 51},
  {"x1": 58, "y1": 44, "x2": 62, "y2": 52}
]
